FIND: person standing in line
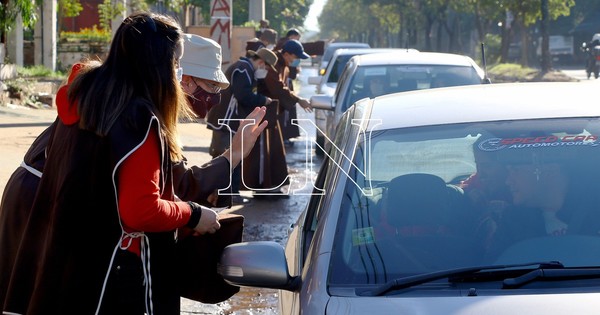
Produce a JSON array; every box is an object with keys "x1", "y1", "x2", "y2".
[
  {"x1": 206, "y1": 48, "x2": 278, "y2": 205},
  {"x1": 274, "y1": 30, "x2": 303, "y2": 146},
  {"x1": 256, "y1": 19, "x2": 270, "y2": 38},
  {"x1": 244, "y1": 39, "x2": 313, "y2": 197},
  {"x1": 274, "y1": 28, "x2": 302, "y2": 50},
  {"x1": 179, "y1": 34, "x2": 229, "y2": 119},
  {"x1": 245, "y1": 28, "x2": 278, "y2": 53},
  {"x1": 0, "y1": 12, "x2": 267, "y2": 315}
]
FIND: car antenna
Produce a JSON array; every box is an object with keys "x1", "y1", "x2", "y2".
[{"x1": 480, "y1": 42, "x2": 492, "y2": 84}]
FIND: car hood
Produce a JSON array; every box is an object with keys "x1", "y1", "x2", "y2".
[{"x1": 327, "y1": 293, "x2": 600, "y2": 314}]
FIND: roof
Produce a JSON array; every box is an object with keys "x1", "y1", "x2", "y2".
[
  {"x1": 332, "y1": 48, "x2": 417, "y2": 58},
  {"x1": 353, "y1": 51, "x2": 480, "y2": 67},
  {"x1": 360, "y1": 82, "x2": 599, "y2": 131}
]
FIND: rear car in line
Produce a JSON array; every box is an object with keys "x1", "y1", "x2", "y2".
[{"x1": 311, "y1": 51, "x2": 489, "y2": 154}]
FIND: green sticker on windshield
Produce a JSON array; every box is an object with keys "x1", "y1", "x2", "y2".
[{"x1": 352, "y1": 227, "x2": 375, "y2": 245}]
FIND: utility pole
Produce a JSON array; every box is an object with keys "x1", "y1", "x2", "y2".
[{"x1": 248, "y1": 0, "x2": 265, "y2": 23}]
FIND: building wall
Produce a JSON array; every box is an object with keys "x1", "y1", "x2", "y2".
[{"x1": 61, "y1": 0, "x2": 103, "y2": 32}]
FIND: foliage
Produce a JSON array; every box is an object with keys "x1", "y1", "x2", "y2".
[
  {"x1": 59, "y1": 0, "x2": 83, "y2": 18},
  {"x1": 16, "y1": 65, "x2": 66, "y2": 79},
  {"x1": 0, "y1": 0, "x2": 37, "y2": 43},
  {"x1": 488, "y1": 63, "x2": 536, "y2": 76},
  {"x1": 98, "y1": 0, "x2": 125, "y2": 32},
  {"x1": 482, "y1": 33, "x2": 502, "y2": 64},
  {"x1": 59, "y1": 25, "x2": 111, "y2": 43}
]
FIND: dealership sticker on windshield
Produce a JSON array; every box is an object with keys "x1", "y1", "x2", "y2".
[
  {"x1": 477, "y1": 135, "x2": 600, "y2": 151},
  {"x1": 352, "y1": 227, "x2": 375, "y2": 245}
]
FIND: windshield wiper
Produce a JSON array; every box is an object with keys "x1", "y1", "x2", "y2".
[
  {"x1": 361, "y1": 261, "x2": 564, "y2": 296},
  {"x1": 503, "y1": 267, "x2": 600, "y2": 289}
]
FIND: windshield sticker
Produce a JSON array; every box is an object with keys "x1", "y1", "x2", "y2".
[
  {"x1": 477, "y1": 135, "x2": 600, "y2": 151},
  {"x1": 364, "y1": 68, "x2": 387, "y2": 76},
  {"x1": 352, "y1": 227, "x2": 375, "y2": 246}
]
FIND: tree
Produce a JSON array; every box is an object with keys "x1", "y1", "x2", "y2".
[
  {"x1": 540, "y1": 0, "x2": 551, "y2": 73},
  {"x1": 0, "y1": 0, "x2": 37, "y2": 45}
]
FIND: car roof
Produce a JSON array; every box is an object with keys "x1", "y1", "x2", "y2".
[
  {"x1": 352, "y1": 51, "x2": 480, "y2": 67},
  {"x1": 326, "y1": 42, "x2": 371, "y2": 49},
  {"x1": 322, "y1": 42, "x2": 371, "y2": 60},
  {"x1": 332, "y1": 48, "x2": 417, "y2": 57},
  {"x1": 359, "y1": 82, "x2": 598, "y2": 131}
]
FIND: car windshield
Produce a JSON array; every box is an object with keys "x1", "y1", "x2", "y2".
[
  {"x1": 343, "y1": 64, "x2": 482, "y2": 112},
  {"x1": 329, "y1": 117, "x2": 600, "y2": 286}
]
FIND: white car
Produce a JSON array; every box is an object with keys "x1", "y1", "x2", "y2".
[
  {"x1": 310, "y1": 51, "x2": 488, "y2": 153},
  {"x1": 318, "y1": 42, "x2": 370, "y2": 75},
  {"x1": 308, "y1": 47, "x2": 419, "y2": 154},
  {"x1": 220, "y1": 82, "x2": 600, "y2": 315}
]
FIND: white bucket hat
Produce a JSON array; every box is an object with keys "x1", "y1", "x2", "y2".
[{"x1": 181, "y1": 34, "x2": 230, "y2": 89}]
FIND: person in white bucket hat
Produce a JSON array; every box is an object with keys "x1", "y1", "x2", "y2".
[{"x1": 180, "y1": 34, "x2": 230, "y2": 118}]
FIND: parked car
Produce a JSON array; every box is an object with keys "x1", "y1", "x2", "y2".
[
  {"x1": 318, "y1": 42, "x2": 371, "y2": 75},
  {"x1": 308, "y1": 48, "x2": 418, "y2": 154},
  {"x1": 219, "y1": 82, "x2": 600, "y2": 315},
  {"x1": 311, "y1": 51, "x2": 488, "y2": 153}
]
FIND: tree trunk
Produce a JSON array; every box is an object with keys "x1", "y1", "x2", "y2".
[{"x1": 540, "y1": 0, "x2": 552, "y2": 73}]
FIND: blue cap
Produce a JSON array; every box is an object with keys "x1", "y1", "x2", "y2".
[{"x1": 282, "y1": 39, "x2": 310, "y2": 59}]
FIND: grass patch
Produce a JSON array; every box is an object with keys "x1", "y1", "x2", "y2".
[
  {"x1": 16, "y1": 65, "x2": 66, "y2": 80},
  {"x1": 488, "y1": 63, "x2": 537, "y2": 81}
]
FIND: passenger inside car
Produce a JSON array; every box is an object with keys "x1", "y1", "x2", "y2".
[
  {"x1": 482, "y1": 142, "x2": 600, "y2": 263},
  {"x1": 461, "y1": 136, "x2": 513, "y2": 249},
  {"x1": 353, "y1": 75, "x2": 389, "y2": 101}
]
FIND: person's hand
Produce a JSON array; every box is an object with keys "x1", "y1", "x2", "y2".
[
  {"x1": 298, "y1": 98, "x2": 312, "y2": 113},
  {"x1": 222, "y1": 106, "x2": 268, "y2": 167},
  {"x1": 192, "y1": 207, "x2": 221, "y2": 235}
]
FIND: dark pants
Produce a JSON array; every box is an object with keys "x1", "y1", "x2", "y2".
[{"x1": 100, "y1": 250, "x2": 145, "y2": 315}]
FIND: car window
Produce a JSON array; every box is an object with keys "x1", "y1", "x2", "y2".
[
  {"x1": 323, "y1": 43, "x2": 370, "y2": 63},
  {"x1": 327, "y1": 54, "x2": 354, "y2": 83},
  {"x1": 342, "y1": 64, "x2": 483, "y2": 113},
  {"x1": 332, "y1": 61, "x2": 355, "y2": 106},
  {"x1": 329, "y1": 117, "x2": 600, "y2": 286}
]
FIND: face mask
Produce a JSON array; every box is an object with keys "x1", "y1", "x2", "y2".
[
  {"x1": 188, "y1": 88, "x2": 221, "y2": 117},
  {"x1": 175, "y1": 67, "x2": 183, "y2": 82},
  {"x1": 290, "y1": 58, "x2": 301, "y2": 67},
  {"x1": 255, "y1": 68, "x2": 268, "y2": 79},
  {"x1": 266, "y1": 44, "x2": 275, "y2": 50}
]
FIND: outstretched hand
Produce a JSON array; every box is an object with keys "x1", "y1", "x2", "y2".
[{"x1": 222, "y1": 106, "x2": 268, "y2": 168}]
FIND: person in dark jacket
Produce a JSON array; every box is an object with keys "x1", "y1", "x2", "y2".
[
  {"x1": 245, "y1": 28, "x2": 278, "y2": 53},
  {"x1": 206, "y1": 48, "x2": 277, "y2": 204},
  {"x1": 243, "y1": 40, "x2": 312, "y2": 197},
  {"x1": 0, "y1": 12, "x2": 267, "y2": 315},
  {"x1": 274, "y1": 29, "x2": 303, "y2": 145}
]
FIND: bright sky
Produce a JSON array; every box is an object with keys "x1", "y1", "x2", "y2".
[{"x1": 304, "y1": 0, "x2": 326, "y2": 32}]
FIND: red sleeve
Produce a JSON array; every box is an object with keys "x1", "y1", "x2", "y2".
[{"x1": 118, "y1": 128, "x2": 192, "y2": 232}]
